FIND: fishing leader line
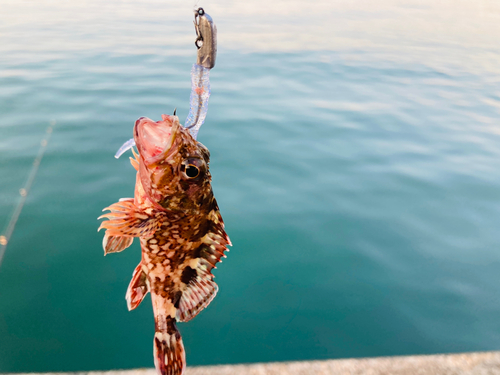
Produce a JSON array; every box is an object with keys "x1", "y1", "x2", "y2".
[{"x1": 0, "y1": 121, "x2": 55, "y2": 270}]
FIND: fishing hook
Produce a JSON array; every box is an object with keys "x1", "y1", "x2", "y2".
[{"x1": 193, "y1": 7, "x2": 217, "y2": 69}]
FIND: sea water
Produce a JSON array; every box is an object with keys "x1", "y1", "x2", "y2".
[{"x1": 1, "y1": 0, "x2": 500, "y2": 372}]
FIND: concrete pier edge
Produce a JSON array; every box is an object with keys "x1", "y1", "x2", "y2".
[{"x1": 5, "y1": 351, "x2": 500, "y2": 375}]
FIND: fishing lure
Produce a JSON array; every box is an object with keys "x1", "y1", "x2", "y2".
[
  {"x1": 100, "y1": 8, "x2": 229, "y2": 375},
  {"x1": 115, "y1": 7, "x2": 216, "y2": 158}
]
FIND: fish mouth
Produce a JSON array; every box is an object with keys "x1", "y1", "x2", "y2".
[{"x1": 134, "y1": 115, "x2": 179, "y2": 166}]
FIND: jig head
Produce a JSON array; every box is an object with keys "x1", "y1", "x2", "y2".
[{"x1": 194, "y1": 7, "x2": 217, "y2": 69}]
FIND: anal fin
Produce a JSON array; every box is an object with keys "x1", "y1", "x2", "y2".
[{"x1": 126, "y1": 263, "x2": 149, "y2": 311}]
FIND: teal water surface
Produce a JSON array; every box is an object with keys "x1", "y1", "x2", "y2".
[{"x1": 1, "y1": 0, "x2": 500, "y2": 372}]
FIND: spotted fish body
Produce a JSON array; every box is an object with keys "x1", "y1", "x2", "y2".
[{"x1": 99, "y1": 114, "x2": 230, "y2": 375}]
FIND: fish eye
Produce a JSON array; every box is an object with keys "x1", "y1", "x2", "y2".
[
  {"x1": 181, "y1": 158, "x2": 204, "y2": 179},
  {"x1": 185, "y1": 164, "x2": 199, "y2": 178}
]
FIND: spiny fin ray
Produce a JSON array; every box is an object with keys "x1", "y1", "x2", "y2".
[
  {"x1": 98, "y1": 199, "x2": 165, "y2": 237},
  {"x1": 129, "y1": 147, "x2": 140, "y2": 171}
]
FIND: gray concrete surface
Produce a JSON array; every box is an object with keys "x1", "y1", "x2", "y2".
[{"x1": 7, "y1": 351, "x2": 500, "y2": 375}]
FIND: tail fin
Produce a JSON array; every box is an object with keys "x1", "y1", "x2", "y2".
[{"x1": 153, "y1": 319, "x2": 186, "y2": 375}]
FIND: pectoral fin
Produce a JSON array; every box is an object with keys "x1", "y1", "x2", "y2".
[
  {"x1": 176, "y1": 221, "x2": 231, "y2": 322},
  {"x1": 176, "y1": 265, "x2": 218, "y2": 322},
  {"x1": 126, "y1": 263, "x2": 149, "y2": 311},
  {"x1": 98, "y1": 199, "x2": 164, "y2": 238}
]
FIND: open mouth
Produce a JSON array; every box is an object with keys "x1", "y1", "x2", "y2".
[{"x1": 134, "y1": 115, "x2": 178, "y2": 164}]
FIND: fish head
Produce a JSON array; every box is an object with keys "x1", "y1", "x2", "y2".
[{"x1": 134, "y1": 114, "x2": 212, "y2": 213}]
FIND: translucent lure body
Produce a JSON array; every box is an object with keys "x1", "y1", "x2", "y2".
[
  {"x1": 184, "y1": 64, "x2": 211, "y2": 140},
  {"x1": 115, "y1": 138, "x2": 136, "y2": 159},
  {"x1": 115, "y1": 64, "x2": 211, "y2": 158}
]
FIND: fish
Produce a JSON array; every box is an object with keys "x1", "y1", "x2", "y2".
[{"x1": 98, "y1": 114, "x2": 231, "y2": 375}]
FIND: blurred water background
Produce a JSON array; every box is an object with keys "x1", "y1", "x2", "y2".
[{"x1": 1, "y1": 0, "x2": 500, "y2": 372}]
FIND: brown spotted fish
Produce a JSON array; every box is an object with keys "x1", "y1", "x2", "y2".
[{"x1": 99, "y1": 114, "x2": 230, "y2": 375}]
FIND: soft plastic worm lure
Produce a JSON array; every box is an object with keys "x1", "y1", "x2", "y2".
[
  {"x1": 114, "y1": 138, "x2": 136, "y2": 159},
  {"x1": 115, "y1": 7, "x2": 216, "y2": 159},
  {"x1": 184, "y1": 7, "x2": 217, "y2": 139}
]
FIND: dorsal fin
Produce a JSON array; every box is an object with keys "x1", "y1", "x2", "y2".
[
  {"x1": 176, "y1": 203, "x2": 231, "y2": 322},
  {"x1": 130, "y1": 157, "x2": 139, "y2": 171},
  {"x1": 129, "y1": 148, "x2": 140, "y2": 171},
  {"x1": 126, "y1": 263, "x2": 149, "y2": 310},
  {"x1": 98, "y1": 199, "x2": 165, "y2": 238}
]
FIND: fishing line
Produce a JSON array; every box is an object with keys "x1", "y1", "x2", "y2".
[{"x1": 0, "y1": 121, "x2": 55, "y2": 270}]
